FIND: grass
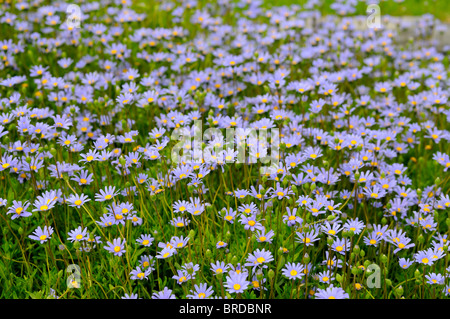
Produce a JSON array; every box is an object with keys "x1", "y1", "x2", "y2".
[{"x1": 264, "y1": 0, "x2": 450, "y2": 22}]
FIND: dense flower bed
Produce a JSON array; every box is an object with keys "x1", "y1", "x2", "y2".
[{"x1": 0, "y1": 0, "x2": 450, "y2": 299}]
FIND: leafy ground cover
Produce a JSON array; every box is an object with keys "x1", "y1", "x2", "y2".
[{"x1": 0, "y1": 0, "x2": 449, "y2": 299}]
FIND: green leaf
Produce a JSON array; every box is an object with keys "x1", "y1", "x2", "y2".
[
  {"x1": 7, "y1": 187, "x2": 14, "y2": 202},
  {"x1": 29, "y1": 290, "x2": 44, "y2": 299},
  {"x1": 277, "y1": 256, "x2": 285, "y2": 271}
]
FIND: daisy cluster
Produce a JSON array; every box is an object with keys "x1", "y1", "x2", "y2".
[{"x1": 0, "y1": 0, "x2": 449, "y2": 300}]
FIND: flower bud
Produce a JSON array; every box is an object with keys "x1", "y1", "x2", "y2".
[
  {"x1": 395, "y1": 286, "x2": 404, "y2": 297},
  {"x1": 417, "y1": 234, "x2": 424, "y2": 244},
  {"x1": 302, "y1": 253, "x2": 310, "y2": 263},
  {"x1": 291, "y1": 185, "x2": 298, "y2": 194},
  {"x1": 256, "y1": 269, "x2": 264, "y2": 281},
  {"x1": 327, "y1": 236, "x2": 334, "y2": 246},
  {"x1": 50, "y1": 148, "x2": 57, "y2": 157},
  {"x1": 435, "y1": 177, "x2": 441, "y2": 186},
  {"x1": 73, "y1": 241, "x2": 81, "y2": 250},
  {"x1": 414, "y1": 269, "x2": 421, "y2": 279},
  {"x1": 416, "y1": 188, "x2": 422, "y2": 197},
  {"x1": 350, "y1": 252, "x2": 355, "y2": 261}
]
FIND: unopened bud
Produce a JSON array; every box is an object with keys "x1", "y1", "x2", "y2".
[
  {"x1": 302, "y1": 253, "x2": 310, "y2": 263},
  {"x1": 395, "y1": 286, "x2": 404, "y2": 297},
  {"x1": 435, "y1": 177, "x2": 441, "y2": 186},
  {"x1": 418, "y1": 234, "x2": 424, "y2": 244}
]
